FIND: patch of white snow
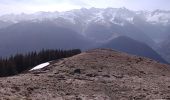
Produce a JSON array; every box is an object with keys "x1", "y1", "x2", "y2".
[{"x1": 30, "y1": 62, "x2": 50, "y2": 71}]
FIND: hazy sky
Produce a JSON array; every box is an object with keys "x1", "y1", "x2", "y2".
[{"x1": 0, "y1": 0, "x2": 170, "y2": 15}]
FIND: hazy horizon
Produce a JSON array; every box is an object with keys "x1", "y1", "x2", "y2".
[{"x1": 0, "y1": 0, "x2": 170, "y2": 15}]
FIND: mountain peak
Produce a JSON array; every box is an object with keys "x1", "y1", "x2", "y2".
[{"x1": 1, "y1": 7, "x2": 170, "y2": 25}]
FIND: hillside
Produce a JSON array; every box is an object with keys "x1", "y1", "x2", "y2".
[
  {"x1": 0, "y1": 49, "x2": 170, "y2": 99},
  {"x1": 158, "y1": 36, "x2": 170, "y2": 63},
  {"x1": 1, "y1": 8, "x2": 170, "y2": 59},
  {"x1": 101, "y1": 36, "x2": 167, "y2": 64},
  {"x1": 0, "y1": 21, "x2": 91, "y2": 57},
  {"x1": 1, "y1": 8, "x2": 169, "y2": 47}
]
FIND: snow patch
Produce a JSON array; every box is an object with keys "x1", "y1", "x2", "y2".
[
  {"x1": 1, "y1": 8, "x2": 170, "y2": 25},
  {"x1": 146, "y1": 12, "x2": 170, "y2": 25},
  {"x1": 30, "y1": 62, "x2": 50, "y2": 71}
]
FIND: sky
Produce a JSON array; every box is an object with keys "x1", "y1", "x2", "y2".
[{"x1": 0, "y1": 0, "x2": 170, "y2": 15}]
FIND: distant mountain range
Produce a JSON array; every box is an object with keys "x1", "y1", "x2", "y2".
[
  {"x1": 0, "y1": 7, "x2": 170, "y2": 63},
  {"x1": 1, "y1": 8, "x2": 170, "y2": 43},
  {"x1": 0, "y1": 21, "x2": 91, "y2": 57},
  {"x1": 101, "y1": 36, "x2": 168, "y2": 64}
]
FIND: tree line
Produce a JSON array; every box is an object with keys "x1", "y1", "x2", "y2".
[{"x1": 0, "y1": 49, "x2": 81, "y2": 77}]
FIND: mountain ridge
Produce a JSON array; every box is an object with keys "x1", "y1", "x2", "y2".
[
  {"x1": 0, "y1": 7, "x2": 169, "y2": 63},
  {"x1": 101, "y1": 36, "x2": 168, "y2": 64},
  {"x1": 1, "y1": 7, "x2": 169, "y2": 44},
  {"x1": 0, "y1": 49, "x2": 170, "y2": 99},
  {"x1": 0, "y1": 21, "x2": 91, "y2": 57},
  {"x1": 1, "y1": 7, "x2": 170, "y2": 24}
]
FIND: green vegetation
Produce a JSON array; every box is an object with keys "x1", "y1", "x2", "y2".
[{"x1": 0, "y1": 49, "x2": 81, "y2": 77}]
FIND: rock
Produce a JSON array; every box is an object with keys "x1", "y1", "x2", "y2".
[
  {"x1": 0, "y1": 49, "x2": 170, "y2": 99},
  {"x1": 74, "y1": 69, "x2": 81, "y2": 74}
]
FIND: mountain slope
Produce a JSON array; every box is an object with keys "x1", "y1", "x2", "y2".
[
  {"x1": 0, "y1": 8, "x2": 170, "y2": 62},
  {"x1": 0, "y1": 20, "x2": 14, "y2": 29},
  {"x1": 0, "y1": 49, "x2": 170, "y2": 99},
  {"x1": 101, "y1": 36, "x2": 167, "y2": 64},
  {"x1": 0, "y1": 21, "x2": 92, "y2": 57},
  {"x1": 1, "y1": 8, "x2": 169, "y2": 45},
  {"x1": 158, "y1": 36, "x2": 170, "y2": 63}
]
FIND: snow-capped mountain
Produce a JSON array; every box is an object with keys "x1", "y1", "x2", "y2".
[
  {"x1": 0, "y1": 7, "x2": 169, "y2": 62},
  {"x1": 1, "y1": 8, "x2": 170, "y2": 43},
  {"x1": 1, "y1": 8, "x2": 170, "y2": 25},
  {"x1": 0, "y1": 8, "x2": 137, "y2": 26},
  {"x1": 0, "y1": 8, "x2": 170, "y2": 46}
]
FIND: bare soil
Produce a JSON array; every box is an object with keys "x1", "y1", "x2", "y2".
[{"x1": 0, "y1": 49, "x2": 170, "y2": 100}]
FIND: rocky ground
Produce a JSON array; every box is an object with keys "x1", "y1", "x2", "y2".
[{"x1": 0, "y1": 49, "x2": 170, "y2": 100}]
